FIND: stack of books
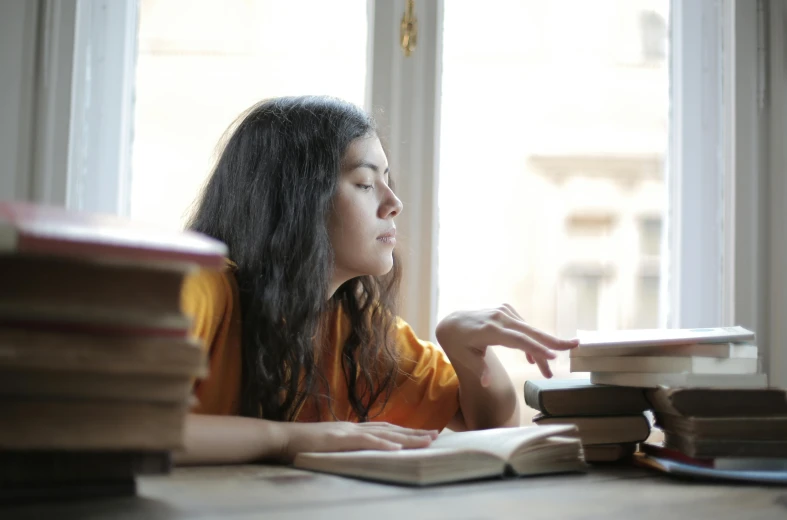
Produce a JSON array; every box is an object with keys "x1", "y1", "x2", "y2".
[
  {"x1": 562, "y1": 325, "x2": 786, "y2": 482},
  {"x1": 635, "y1": 386, "x2": 787, "y2": 483},
  {"x1": 0, "y1": 202, "x2": 227, "y2": 501},
  {"x1": 569, "y1": 326, "x2": 767, "y2": 389},
  {"x1": 524, "y1": 378, "x2": 652, "y2": 462}
]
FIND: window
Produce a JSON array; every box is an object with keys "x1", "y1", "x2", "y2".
[
  {"x1": 556, "y1": 271, "x2": 605, "y2": 337},
  {"x1": 45, "y1": 0, "x2": 784, "y2": 392},
  {"x1": 634, "y1": 274, "x2": 660, "y2": 328},
  {"x1": 130, "y1": 0, "x2": 368, "y2": 229},
  {"x1": 641, "y1": 10, "x2": 668, "y2": 62},
  {"x1": 437, "y1": 0, "x2": 669, "y2": 423},
  {"x1": 640, "y1": 217, "x2": 662, "y2": 257}
]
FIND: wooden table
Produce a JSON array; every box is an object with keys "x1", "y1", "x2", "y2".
[{"x1": 3, "y1": 464, "x2": 787, "y2": 519}]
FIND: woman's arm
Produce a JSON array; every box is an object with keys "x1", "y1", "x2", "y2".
[
  {"x1": 436, "y1": 304, "x2": 578, "y2": 431},
  {"x1": 442, "y1": 348, "x2": 520, "y2": 431},
  {"x1": 174, "y1": 413, "x2": 438, "y2": 465}
]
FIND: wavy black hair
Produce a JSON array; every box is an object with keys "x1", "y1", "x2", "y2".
[{"x1": 189, "y1": 96, "x2": 402, "y2": 422}]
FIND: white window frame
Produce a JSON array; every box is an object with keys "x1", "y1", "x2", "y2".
[
  {"x1": 367, "y1": 0, "x2": 443, "y2": 340},
  {"x1": 0, "y1": 0, "x2": 41, "y2": 202},
  {"x1": 66, "y1": 0, "x2": 138, "y2": 216},
  {"x1": 762, "y1": 0, "x2": 787, "y2": 388},
  {"x1": 665, "y1": 0, "x2": 725, "y2": 331},
  {"x1": 0, "y1": 0, "x2": 137, "y2": 214},
  {"x1": 0, "y1": 0, "x2": 78, "y2": 205},
  {"x1": 668, "y1": 0, "x2": 785, "y2": 386},
  {"x1": 16, "y1": 0, "x2": 786, "y2": 385}
]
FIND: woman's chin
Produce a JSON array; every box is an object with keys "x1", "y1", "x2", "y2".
[{"x1": 373, "y1": 258, "x2": 395, "y2": 277}]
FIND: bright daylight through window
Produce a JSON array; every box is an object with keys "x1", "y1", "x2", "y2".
[{"x1": 437, "y1": 0, "x2": 669, "y2": 423}]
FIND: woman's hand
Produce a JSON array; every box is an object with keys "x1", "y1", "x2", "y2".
[
  {"x1": 436, "y1": 304, "x2": 578, "y2": 384},
  {"x1": 273, "y1": 421, "x2": 438, "y2": 463}
]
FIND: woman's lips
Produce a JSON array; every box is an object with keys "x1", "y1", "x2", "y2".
[{"x1": 377, "y1": 229, "x2": 396, "y2": 245}]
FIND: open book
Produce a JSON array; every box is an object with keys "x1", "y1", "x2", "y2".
[{"x1": 294, "y1": 424, "x2": 586, "y2": 486}]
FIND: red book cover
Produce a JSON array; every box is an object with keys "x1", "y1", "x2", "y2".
[
  {"x1": 639, "y1": 442, "x2": 714, "y2": 467},
  {"x1": 0, "y1": 319, "x2": 191, "y2": 339},
  {"x1": 0, "y1": 202, "x2": 227, "y2": 269}
]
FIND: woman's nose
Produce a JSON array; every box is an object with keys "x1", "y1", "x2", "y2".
[{"x1": 381, "y1": 188, "x2": 403, "y2": 219}]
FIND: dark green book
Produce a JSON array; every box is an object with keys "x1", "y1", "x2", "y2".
[
  {"x1": 0, "y1": 451, "x2": 170, "y2": 486},
  {"x1": 524, "y1": 378, "x2": 650, "y2": 417},
  {"x1": 532, "y1": 412, "x2": 651, "y2": 445},
  {"x1": 0, "y1": 479, "x2": 136, "y2": 504}
]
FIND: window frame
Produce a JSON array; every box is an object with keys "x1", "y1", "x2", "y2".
[
  {"x1": 762, "y1": 0, "x2": 787, "y2": 387},
  {"x1": 66, "y1": 0, "x2": 138, "y2": 216},
  {"x1": 667, "y1": 0, "x2": 784, "y2": 386},
  {"x1": 367, "y1": 0, "x2": 443, "y2": 340}
]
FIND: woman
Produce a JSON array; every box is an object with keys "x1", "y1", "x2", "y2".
[{"x1": 178, "y1": 96, "x2": 577, "y2": 465}]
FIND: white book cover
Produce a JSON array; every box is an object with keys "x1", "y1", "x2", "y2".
[
  {"x1": 574, "y1": 326, "x2": 755, "y2": 350},
  {"x1": 570, "y1": 342, "x2": 757, "y2": 359},
  {"x1": 571, "y1": 356, "x2": 758, "y2": 374},
  {"x1": 590, "y1": 371, "x2": 768, "y2": 389}
]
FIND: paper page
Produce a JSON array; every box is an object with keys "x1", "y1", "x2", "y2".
[{"x1": 430, "y1": 424, "x2": 578, "y2": 459}]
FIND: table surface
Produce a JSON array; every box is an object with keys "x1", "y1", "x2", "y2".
[{"x1": 3, "y1": 463, "x2": 787, "y2": 520}]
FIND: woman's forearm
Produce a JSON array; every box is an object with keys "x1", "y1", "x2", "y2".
[
  {"x1": 173, "y1": 413, "x2": 286, "y2": 466},
  {"x1": 174, "y1": 413, "x2": 439, "y2": 466},
  {"x1": 450, "y1": 350, "x2": 520, "y2": 430}
]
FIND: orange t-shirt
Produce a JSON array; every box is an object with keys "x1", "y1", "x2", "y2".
[{"x1": 180, "y1": 264, "x2": 460, "y2": 431}]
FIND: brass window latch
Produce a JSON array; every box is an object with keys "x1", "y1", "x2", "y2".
[{"x1": 400, "y1": 0, "x2": 417, "y2": 57}]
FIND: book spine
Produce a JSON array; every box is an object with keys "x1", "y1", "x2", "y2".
[{"x1": 523, "y1": 381, "x2": 545, "y2": 413}]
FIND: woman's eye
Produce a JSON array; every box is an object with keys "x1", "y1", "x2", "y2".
[{"x1": 357, "y1": 184, "x2": 373, "y2": 191}]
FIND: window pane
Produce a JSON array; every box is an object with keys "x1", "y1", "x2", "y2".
[
  {"x1": 130, "y1": 0, "x2": 368, "y2": 229},
  {"x1": 437, "y1": 0, "x2": 669, "y2": 424},
  {"x1": 640, "y1": 216, "x2": 662, "y2": 256}
]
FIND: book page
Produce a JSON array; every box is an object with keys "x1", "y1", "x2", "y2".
[
  {"x1": 430, "y1": 424, "x2": 578, "y2": 460},
  {"x1": 570, "y1": 342, "x2": 758, "y2": 358}
]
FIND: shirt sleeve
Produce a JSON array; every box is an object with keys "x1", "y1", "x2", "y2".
[
  {"x1": 180, "y1": 266, "x2": 242, "y2": 415},
  {"x1": 181, "y1": 268, "x2": 228, "y2": 357},
  {"x1": 374, "y1": 318, "x2": 460, "y2": 431}
]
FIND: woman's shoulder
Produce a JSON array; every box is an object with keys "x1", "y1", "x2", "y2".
[
  {"x1": 391, "y1": 316, "x2": 446, "y2": 357},
  {"x1": 181, "y1": 258, "x2": 238, "y2": 314}
]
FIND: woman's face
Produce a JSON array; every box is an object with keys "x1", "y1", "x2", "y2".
[{"x1": 328, "y1": 135, "x2": 403, "y2": 289}]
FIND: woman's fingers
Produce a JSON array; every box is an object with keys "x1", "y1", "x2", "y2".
[
  {"x1": 284, "y1": 422, "x2": 439, "y2": 460},
  {"x1": 358, "y1": 422, "x2": 438, "y2": 439},
  {"x1": 362, "y1": 430, "x2": 435, "y2": 449},
  {"x1": 500, "y1": 304, "x2": 579, "y2": 351},
  {"x1": 495, "y1": 308, "x2": 558, "y2": 377},
  {"x1": 534, "y1": 355, "x2": 553, "y2": 378},
  {"x1": 492, "y1": 326, "x2": 557, "y2": 360},
  {"x1": 349, "y1": 433, "x2": 403, "y2": 451},
  {"x1": 348, "y1": 423, "x2": 437, "y2": 450}
]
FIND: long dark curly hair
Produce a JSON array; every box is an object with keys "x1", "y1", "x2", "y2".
[{"x1": 189, "y1": 96, "x2": 402, "y2": 422}]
